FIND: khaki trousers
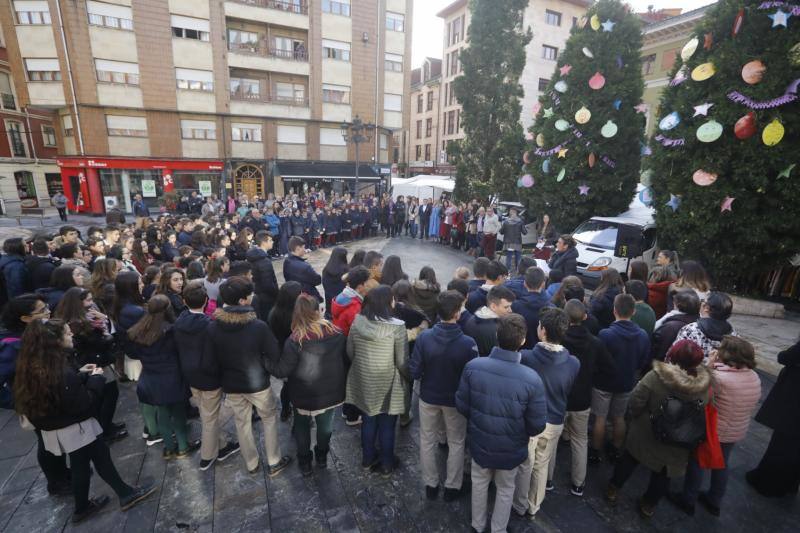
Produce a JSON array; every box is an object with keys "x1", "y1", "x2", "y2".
[
  {"x1": 513, "y1": 423, "x2": 563, "y2": 516},
  {"x1": 471, "y1": 460, "x2": 518, "y2": 533},
  {"x1": 190, "y1": 387, "x2": 230, "y2": 462},
  {"x1": 548, "y1": 409, "x2": 590, "y2": 487},
  {"x1": 418, "y1": 399, "x2": 467, "y2": 489},
  {"x1": 226, "y1": 387, "x2": 281, "y2": 471}
]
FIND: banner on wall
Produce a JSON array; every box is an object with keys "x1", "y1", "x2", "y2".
[{"x1": 141, "y1": 180, "x2": 156, "y2": 197}]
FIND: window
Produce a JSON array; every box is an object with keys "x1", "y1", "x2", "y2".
[
  {"x1": 442, "y1": 112, "x2": 447, "y2": 135},
  {"x1": 180, "y1": 120, "x2": 216, "y2": 140},
  {"x1": 424, "y1": 144, "x2": 431, "y2": 161},
  {"x1": 42, "y1": 125, "x2": 57, "y2": 147},
  {"x1": 415, "y1": 145, "x2": 421, "y2": 160},
  {"x1": 106, "y1": 115, "x2": 147, "y2": 137},
  {"x1": 322, "y1": 0, "x2": 350, "y2": 16},
  {"x1": 275, "y1": 82, "x2": 305, "y2": 104},
  {"x1": 449, "y1": 51, "x2": 459, "y2": 75},
  {"x1": 25, "y1": 58, "x2": 61, "y2": 82},
  {"x1": 538, "y1": 78, "x2": 550, "y2": 91},
  {"x1": 62, "y1": 115, "x2": 73, "y2": 137},
  {"x1": 175, "y1": 68, "x2": 213, "y2": 92},
  {"x1": 0, "y1": 72, "x2": 16, "y2": 110},
  {"x1": 230, "y1": 77, "x2": 261, "y2": 99},
  {"x1": 171, "y1": 15, "x2": 210, "y2": 42},
  {"x1": 447, "y1": 110, "x2": 455, "y2": 135},
  {"x1": 232, "y1": 123, "x2": 262, "y2": 142},
  {"x1": 545, "y1": 10, "x2": 562, "y2": 26},
  {"x1": 426, "y1": 91, "x2": 433, "y2": 111},
  {"x1": 380, "y1": 134, "x2": 388, "y2": 150},
  {"x1": 385, "y1": 53, "x2": 403, "y2": 72},
  {"x1": 228, "y1": 29, "x2": 261, "y2": 52},
  {"x1": 425, "y1": 118, "x2": 432, "y2": 138},
  {"x1": 322, "y1": 39, "x2": 350, "y2": 61},
  {"x1": 320, "y1": 127, "x2": 346, "y2": 146},
  {"x1": 417, "y1": 94, "x2": 423, "y2": 113},
  {"x1": 95, "y1": 59, "x2": 139, "y2": 85},
  {"x1": 449, "y1": 84, "x2": 456, "y2": 105},
  {"x1": 661, "y1": 48, "x2": 679, "y2": 72},
  {"x1": 86, "y1": 1, "x2": 133, "y2": 30},
  {"x1": 456, "y1": 110, "x2": 461, "y2": 132},
  {"x1": 276, "y1": 124, "x2": 305, "y2": 144},
  {"x1": 322, "y1": 83, "x2": 350, "y2": 104},
  {"x1": 6, "y1": 121, "x2": 27, "y2": 157},
  {"x1": 14, "y1": 0, "x2": 51, "y2": 24},
  {"x1": 542, "y1": 45, "x2": 558, "y2": 61},
  {"x1": 14, "y1": 171, "x2": 36, "y2": 204},
  {"x1": 384, "y1": 93, "x2": 402, "y2": 112},
  {"x1": 386, "y1": 12, "x2": 404, "y2": 32},
  {"x1": 572, "y1": 17, "x2": 578, "y2": 28},
  {"x1": 451, "y1": 17, "x2": 461, "y2": 45},
  {"x1": 416, "y1": 120, "x2": 421, "y2": 139},
  {"x1": 642, "y1": 53, "x2": 656, "y2": 75},
  {"x1": 272, "y1": 36, "x2": 307, "y2": 60}
]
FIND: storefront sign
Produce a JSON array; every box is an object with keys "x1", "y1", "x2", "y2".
[
  {"x1": 141, "y1": 180, "x2": 157, "y2": 197},
  {"x1": 199, "y1": 180, "x2": 212, "y2": 196}
]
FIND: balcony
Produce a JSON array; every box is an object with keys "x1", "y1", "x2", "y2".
[
  {"x1": 230, "y1": 0, "x2": 307, "y2": 15},
  {"x1": 227, "y1": 41, "x2": 310, "y2": 75},
  {"x1": 224, "y1": 0, "x2": 309, "y2": 29},
  {"x1": 228, "y1": 41, "x2": 307, "y2": 62},
  {"x1": 230, "y1": 88, "x2": 307, "y2": 107},
  {"x1": 229, "y1": 86, "x2": 310, "y2": 119}
]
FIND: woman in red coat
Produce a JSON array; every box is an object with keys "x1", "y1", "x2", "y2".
[{"x1": 647, "y1": 266, "x2": 676, "y2": 319}]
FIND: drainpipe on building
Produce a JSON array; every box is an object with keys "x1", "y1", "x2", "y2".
[
  {"x1": 374, "y1": 0, "x2": 382, "y2": 167},
  {"x1": 55, "y1": 0, "x2": 85, "y2": 155},
  {"x1": 24, "y1": 109, "x2": 37, "y2": 163}
]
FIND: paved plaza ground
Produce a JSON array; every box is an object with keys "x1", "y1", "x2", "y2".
[{"x1": 0, "y1": 225, "x2": 798, "y2": 532}]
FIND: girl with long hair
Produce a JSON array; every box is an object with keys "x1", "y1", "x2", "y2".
[
  {"x1": 127, "y1": 295, "x2": 199, "y2": 459},
  {"x1": 380, "y1": 255, "x2": 408, "y2": 289},
  {"x1": 203, "y1": 256, "x2": 230, "y2": 308},
  {"x1": 40, "y1": 264, "x2": 85, "y2": 310},
  {"x1": 89, "y1": 258, "x2": 120, "y2": 314},
  {"x1": 668, "y1": 260, "x2": 711, "y2": 311},
  {"x1": 141, "y1": 265, "x2": 161, "y2": 301},
  {"x1": 266, "y1": 294, "x2": 347, "y2": 476},
  {"x1": 349, "y1": 249, "x2": 366, "y2": 268},
  {"x1": 269, "y1": 281, "x2": 303, "y2": 421},
  {"x1": 411, "y1": 266, "x2": 441, "y2": 324},
  {"x1": 131, "y1": 238, "x2": 153, "y2": 274},
  {"x1": 14, "y1": 319, "x2": 156, "y2": 523},
  {"x1": 322, "y1": 247, "x2": 348, "y2": 319},
  {"x1": 155, "y1": 267, "x2": 187, "y2": 316},
  {"x1": 590, "y1": 268, "x2": 625, "y2": 329}
]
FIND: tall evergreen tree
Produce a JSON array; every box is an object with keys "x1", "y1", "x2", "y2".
[
  {"x1": 450, "y1": 0, "x2": 531, "y2": 200},
  {"x1": 521, "y1": 0, "x2": 644, "y2": 232},
  {"x1": 648, "y1": 0, "x2": 800, "y2": 288}
]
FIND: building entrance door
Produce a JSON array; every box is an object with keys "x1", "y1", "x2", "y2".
[{"x1": 234, "y1": 164, "x2": 264, "y2": 200}]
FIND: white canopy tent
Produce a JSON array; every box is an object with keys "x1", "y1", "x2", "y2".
[{"x1": 391, "y1": 174, "x2": 455, "y2": 201}]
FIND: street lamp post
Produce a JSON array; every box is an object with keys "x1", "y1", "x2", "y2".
[{"x1": 341, "y1": 115, "x2": 375, "y2": 199}]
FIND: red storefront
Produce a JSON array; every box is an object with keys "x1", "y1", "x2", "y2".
[{"x1": 56, "y1": 157, "x2": 224, "y2": 215}]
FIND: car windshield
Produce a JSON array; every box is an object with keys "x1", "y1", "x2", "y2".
[{"x1": 573, "y1": 220, "x2": 619, "y2": 250}]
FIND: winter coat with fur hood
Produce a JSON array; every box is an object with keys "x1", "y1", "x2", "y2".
[
  {"x1": 624, "y1": 361, "x2": 711, "y2": 478},
  {"x1": 411, "y1": 279, "x2": 441, "y2": 323}
]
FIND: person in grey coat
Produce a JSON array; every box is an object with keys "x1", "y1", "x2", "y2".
[{"x1": 500, "y1": 208, "x2": 527, "y2": 272}]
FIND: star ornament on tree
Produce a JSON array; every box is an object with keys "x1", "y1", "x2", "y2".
[
  {"x1": 721, "y1": 196, "x2": 735, "y2": 212},
  {"x1": 559, "y1": 64, "x2": 573, "y2": 76},
  {"x1": 558, "y1": 148, "x2": 569, "y2": 159},
  {"x1": 578, "y1": 184, "x2": 590, "y2": 195},
  {"x1": 778, "y1": 163, "x2": 796, "y2": 179},
  {"x1": 693, "y1": 103, "x2": 714, "y2": 117},
  {"x1": 543, "y1": 107, "x2": 554, "y2": 118},
  {"x1": 601, "y1": 19, "x2": 616, "y2": 32},
  {"x1": 666, "y1": 194, "x2": 681, "y2": 212},
  {"x1": 768, "y1": 9, "x2": 791, "y2": 28},
  {"x1": 634, "y1": 103, "x2": 648, "y2": 114}
]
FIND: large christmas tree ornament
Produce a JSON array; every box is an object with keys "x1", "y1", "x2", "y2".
[
  {"x1": 742, "y1": 60, "x2": 767, "y2": 84},
  {"x1": 671, "y1": 65, "x2": 689, "y2": 86},
  {"x1": 659, "y1": 112, "x2": 681, "y2": 130},
  {"x1": 762, "y1": 118, "x2": 785, "y2": 146},
  {"x1": 575, "y1": 106, "x2": 592, "y2": 124},
  {"x1": 778, "y1": 163, "x2": 796, "y2": 178},
  {"x1": 693, "y1": 102, "x2": 714, "y2": 116},
  {"x1": 536, "y1": 133, "x2": 545, "y2": 146},
  {"x1": 559, "y1": 64, "x2": 573, "y2": 76},
  {"x1": 601, "y1": 120, "x2": 618, "y2": 138},
  {"x1": 582, "y1": 47, "x2": 594, "y2": 58},
  {"x1": 681, "y1": 37, "x2": 699, "y2": 61},
  {"x1": 532, "y1": 101, "x2": 542, "y2": 115},
  {"x1": 555, "y1": 119, "x2": 570, "y2": 131},
  {"x1": 790, "y1": 42, "x2": 800, "y2": 66},
  {"x1": 639, "y1": 186, "x2": 654, "y2": 206},
  {"x1": 720, "y1": 196, "x2": 735, "y2": 212},
  {"x1": 692, "y1": 169, "x2": 718, "y2": 186},
  {"x1": 521, "y1": 174, "x2": 534, "y2": 187},
  {"x1": 590, "y1": 14, "x2": 601, "y2": 30},
  {"x1": 666, "y1": 194, "x2": 681, "y2": 211},
  {"x1": 691, "y1": 62, "x2": 716, "y2": 81},
  {"x1": 578, "y1": 184, "x2": 590, "y2": 195},
  {"x1": 732, "y1": 8, "x2": 745, "y2": 37},
  {"x1": 523, "y1": 151, "x2": 532, "y2": 164},
  {"x1": 588, "y1": 152, "x2": 597, "y2": 167},
  {"x1": 641, "y1": 169, "x2": 653, "y2": 186},
  {"x1": 554, "y1": 80, "x2": 568, "y2": 93},
  {"x1": 517, "y1": 177, "x2": 524, "y2": 187},
  {"x1": 589, "y1": 72, "x2": 606, "y2": 90},
  {"x1": 542, "y1": 159, "x2": 550, "y2": 173},
  {"x1": 556, "y1": 168, "x2": 566, "y2": 182},
  {"x1": 696, "y1": 120, "x2": 723, "y2": 143},
  {"x1": 602, "y1": 19, "x2": 616, "y2": 32},
  {"x1": 543, "y1": 107, "x2": 554, "y2": 118},
  {"x1": 768, "y1": 9, "x2": 791, "y2": 28},
  {"x1": 613, "y1": 99, "x2": 622, "y2": 110},
  {"x1": 734, "y1": 112, "x2": 757, "y2": 139},
  {"x1": 704, "y1": 32, "x2": 714, "y2": 50}
]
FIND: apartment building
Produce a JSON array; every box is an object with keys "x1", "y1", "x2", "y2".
[
  {"x1": 640, "y1": 5, "x2": 710, "y2": 135},
  {"x1": 0, "y1": 0, "x2": 412, "y2": 214},
  {"x1": 0, "y1": 24, "x2": 61, "y2": 216},
  {"x1": 407, "y1": 57, "x2": 440, "y2": 175},
  {"x1": 434, "y1": 0, "x2": 589, "y2": 172}
]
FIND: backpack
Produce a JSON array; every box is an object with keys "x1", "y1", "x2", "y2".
[{"x1": 650, "y1": 395, "x2": 707, "y2": 449}]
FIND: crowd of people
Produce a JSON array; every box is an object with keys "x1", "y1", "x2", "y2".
[{"x1": 0, "y1": 190, "x2": 797, "y2": 530}]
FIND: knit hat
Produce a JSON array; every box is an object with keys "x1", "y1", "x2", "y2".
[{"x1": 665, "y1": 339, "x2": 704, "y2": 371}]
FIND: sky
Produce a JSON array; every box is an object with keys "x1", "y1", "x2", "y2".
[{"x1": 411, "y1": 0, "x2": 716, "y2": 67}]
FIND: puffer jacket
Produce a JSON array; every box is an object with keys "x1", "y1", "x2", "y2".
[
  {"x1": 547, "y1": 247, "x2": 578, "y2": 277},
  {"x1": 29, "y1": 366, "x2": 106, "y2": 431},
  {"x1": 674, "y1": 317, "x2": 737, "y2": 360},
  {"x1": 520, "y1": 343, "x2": 580, "y2": 425},
  {"x1": 345, "y1": 315, "x2": 409, "y2": 416},
  {"x1": 246, "y1": 247, "x2": 278, "y2": 319},
  {"x1": 710, "y1": 362, "x2": 761, "y2": 443},
  {"x1": 0, "y1": 254, "x2": 29, "y2": 300},
  {"x1": 331, "y1": 286, "x2": 362, "y2": 336},
  {"x1": 283, "y1": 254, "x2": 322, "y2": 302},
  {"x1": 511, "y1": 290, "x2": 554, "y2": 349},
  {"x1": 624, "y1": 361, "x2": 711, "y2": 478},
  {"x1": 499, "y1": 217, "x2": 527, "y2": 250},
  {"x1": 463, "y1": 306, "x2": 500, "y2": 357},
  {"x1": 409, "y1": 322, "x2": 478, "y2": 407},
  {"x1": 596, "y1": 320, "x2": 651, "y2": 393},
  {"x1": 465, "y1": 284, "x2": 491, "y2": 315},
  {"x1": 651, "y1": 312, "x2": 698, "y2": 362},
  {"x1": 456, "y1": 347, "x2": 547, "y2": 470},
  {"x1": 268, "y1": 328, "x2": 347, "y2": 412},
  {"x1": 25, "y1": 255, "x2": 59, "y2": 291},
  {"x1": 411, "y1": 279, "x2": 440, "y2": 323}
]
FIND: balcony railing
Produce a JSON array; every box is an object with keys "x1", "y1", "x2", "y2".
[
  {"x1": 230, "y1": 0, "x2": 308, "y2": 15},
  {"x1": 230, "y1": 89, "x2": 308, "y2": 107},
  {"x1": 228, "y1": 42, "x2": 308, "y2": 61}
]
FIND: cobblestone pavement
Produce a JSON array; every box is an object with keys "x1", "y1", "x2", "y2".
[{"x1": 0, "y1": 235, "x2": 797, "y2": 533}]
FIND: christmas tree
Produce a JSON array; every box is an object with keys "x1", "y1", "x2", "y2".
[
  {"x1": 647, "y1": 0, "x2": 800, "y2": 288},
  {"x1": 520, "y1": 0, "x2": 644, "y2": 232}
]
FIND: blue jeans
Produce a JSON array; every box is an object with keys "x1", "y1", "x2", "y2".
[
  {"x1": 410, "y1": 222, "x2": 418, "y2": 238},
  {"x1": 506, "y1": 249, "x2": 521, "y2": 272},
  {"x1": 361, "y1": 413, "x2": 397, "y2": 468},
  {"x1": 683, "y1": 441, "x2": 735, "y2": 507}
]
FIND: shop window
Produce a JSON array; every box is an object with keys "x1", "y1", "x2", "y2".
[
  {"x1": 45, "y1": 173, "x2": 63, "y2": 197},
  {"x1": 14, "y1": 171, "x2": 37, "y2": 206},
  {"x1": 42, "y1": 125, "x2": 57, "y2": 147}
]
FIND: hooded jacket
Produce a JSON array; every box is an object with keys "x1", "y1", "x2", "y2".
[
  {"x1": 547, "y1": 247, "x2": 579, "y2": 277},
  {"x1": 463, "y1": 307, "x2": 500, "y2": 357},
  {"x1": 651, "y1": 312, "x2": 698, "y2": 362},
  {"x1": 465, "y1": 283, "x2": 492, "y2": 314},
  {"x1": 511, "y1": 290, "x2": 554, "y2": 348},
  {"x1": 205, "y1": 305, "x2": 279, "y2": 393},
  {"x1": 503, "y1": 276, "x2": 527, "y2": 299},
  {"x1": 25, "y1": 255, "x2": 59, "y2": 291},
  {"x1": 411, "y1": 279, "x2": 440, "y2": 323},
  {"x1": 562, "y1": 324, "x2": 615, "y2": 411},
  {"x1": 127, "y1": 327, "x2": 186, "y2": 405},
  {"x1": 409, "y1": 322, "x2": 478, "y2": 407},
  {"x1": 625, "y1": 361, "x2": 711, "y2": 477},
  {"x1": 674, "y1": 318, "x2": 737, "y2": 360},
  {"x1": 590, "y1": 286, "x2": 622, "y2": 329},
  {"x1": 322, "y1": 268, "x2": 347, "y2": 319},
  {"x1": 173, "y1": 310, "x2": 219, "y2": 391},
  {"x1": 29, "y1": 367, "x2": 106, "y2": 431},
  {"x1": 520, "y1": 343, "x2": 580, "y2": 425},
  {"x1": 596, "y1": 320, "x2": 651, "y2": 393},
  {"x1": 331, "y1": 286, "x2": 362, "y2": 336},
  {"x1": 456, "y1": 347, "x2": 547, "y2": 470},
  {"x1": 283, "y1": 254, "x2": 322, "y2": 302},
  {"x1": 0, "y1": 254, "x2": 28, "y2": 301},
  {"x1": 246, "y1": 247, "x2": 278, "y2": 318}
]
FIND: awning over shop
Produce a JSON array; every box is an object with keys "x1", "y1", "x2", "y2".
[{"x1": 274, "y1": 161, "x2": 382, "y2": 182}]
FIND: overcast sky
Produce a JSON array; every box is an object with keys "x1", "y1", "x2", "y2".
[{"x1": 411, "y1": 0, "x2": 716, "y2": 67}]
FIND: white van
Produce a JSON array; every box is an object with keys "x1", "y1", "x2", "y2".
[{"x1": 573, "y1": 191, "x2": 658, "y2": 288}]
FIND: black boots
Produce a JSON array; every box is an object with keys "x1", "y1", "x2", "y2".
[{"x1": 314, "y1": 446, "x2": 329, "y2": 469}]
